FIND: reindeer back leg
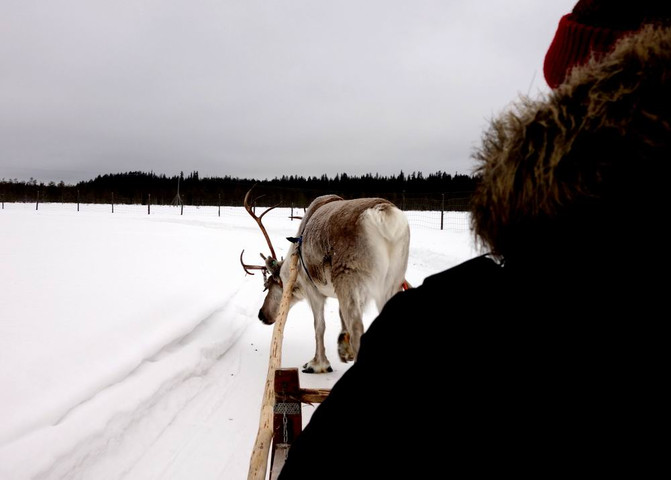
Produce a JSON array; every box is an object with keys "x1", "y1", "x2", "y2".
[
  {"x1": 337, "y1": 308, "x2": 355, "y2": 362},
  {"x1": 377, "y1": 233, "x2": 410, "y2": 310},
  {"x1": 335, "y1": 285, "x2": 366, "y2": 362}
]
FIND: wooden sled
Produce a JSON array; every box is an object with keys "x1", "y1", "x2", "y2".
[{"x1": 268, "y1": 368, "x2": 330, "y2": 480}]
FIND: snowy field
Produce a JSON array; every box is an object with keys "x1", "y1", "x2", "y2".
[{"x1": 0, "y1": 201, "x2": 479, "y2": 480}]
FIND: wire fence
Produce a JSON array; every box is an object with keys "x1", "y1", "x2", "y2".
[{"x1": 1, "y1": 197, "x2": 472, "y2": 232}]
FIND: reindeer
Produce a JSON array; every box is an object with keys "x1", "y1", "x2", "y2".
[{"x1": 240, "y1": 187, "x2": 410, "y2": 373}]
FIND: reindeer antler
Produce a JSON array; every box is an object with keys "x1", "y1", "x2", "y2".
[
  {"x1": 243, "y1": 185, "x2": 280, "y2": 259},
  {"x1": 240, "y1": 250, "x2": 268, "y2": 276},
  {"x1": 240, "y1": 185, "x2": 281, "y2": 276}
]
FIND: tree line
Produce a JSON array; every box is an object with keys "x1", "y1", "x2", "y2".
[{"x1": 0, "y1": 170, "x2": 478, "y2": 211}]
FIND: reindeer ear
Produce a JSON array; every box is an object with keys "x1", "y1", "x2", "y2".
[{"x1": 265, "y1": 256, "x2": 282, "y2": 277}]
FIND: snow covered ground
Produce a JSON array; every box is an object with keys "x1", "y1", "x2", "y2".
[{"x1": 0, "y1": 201, "x2": 479, "y2": 479}]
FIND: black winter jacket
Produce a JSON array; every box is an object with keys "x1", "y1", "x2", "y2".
[{"x1": 279, "y1": 254, "x2": 664, "y2": 478}]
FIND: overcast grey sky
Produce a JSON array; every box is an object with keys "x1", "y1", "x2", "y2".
[{"x1": 1, "y1": 0, "x2": 576, "y2": 184}]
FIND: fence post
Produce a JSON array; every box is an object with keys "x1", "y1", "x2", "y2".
[
  {"x1": 111, "y1": 192, "x2": 114, "y2": 213},
  {"x1": 77, "y1": 190, "x2": 80, "y2": 212},
  {"x1": 148, "y1": 194, "x2": 151, "y2": 215},
  {"x1": 181, "y1": 202, "x2": 184, "y2": 215},
  {"x1": 218, "y1": 194, "x2": 221, "y2": 217},
  {"x1": 36, "y1": 190, "x2": 39, "y2": 210},
  {"x1": 441, "y1": 193, "x2": 445, "y2": 231}
]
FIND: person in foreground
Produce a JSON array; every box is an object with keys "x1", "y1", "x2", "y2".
[{"x1": 278, "y1": 3, "x2": 670, "y2": 478}]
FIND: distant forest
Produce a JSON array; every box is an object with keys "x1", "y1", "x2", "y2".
[{"x1": 0, "y1": 170, "x2": 478, "y2": 211}]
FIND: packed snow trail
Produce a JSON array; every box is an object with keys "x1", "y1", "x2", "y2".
[{"x1": 35, "y1": 309, "x2": 261, "y2": 480}]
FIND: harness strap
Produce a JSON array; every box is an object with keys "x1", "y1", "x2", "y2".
[{"x1": 286, "y1": 235, "x2": 318, "y2": 288}]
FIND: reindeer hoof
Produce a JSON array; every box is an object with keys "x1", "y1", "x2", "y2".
[
  {"x1": 337, "y1": 332, "x2": 355, "y2": 363},
  {"x1": 302, "y1": 361, "x2": 333, "y2": 374},
  {"x1": 338, "y1": 353, "x2": 355, "y2": 363}
]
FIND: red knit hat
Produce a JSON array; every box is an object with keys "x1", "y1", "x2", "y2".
[{"x1": 543, "y1": 0, "x2": 671, "y2": 88}]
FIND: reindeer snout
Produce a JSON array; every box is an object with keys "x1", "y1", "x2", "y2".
[{"x1": 258, "y1": 310, "x2": 273, "y2": 325}]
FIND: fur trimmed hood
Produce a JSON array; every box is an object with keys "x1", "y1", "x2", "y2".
[{"x1": 470, "y1": 25, "x2": 671, "y2": 264}]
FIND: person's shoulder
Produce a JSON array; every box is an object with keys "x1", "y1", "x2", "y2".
[
  {"x1": 422, "y1": 254, "x2": 502, "y2": 289},
  {"x1": 368, "y1": 255, "x2": 502, "y2": 329},
  {"x1": 357, "y1": 254, "x2": 503, "y2": 365},
  {"x1": 383, "y1": 254, "x2": 502, "y2": 309}
]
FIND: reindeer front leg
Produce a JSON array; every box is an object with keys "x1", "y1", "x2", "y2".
[{"x1": 303, "y1": 295, "x2": 332, "y2": 373}]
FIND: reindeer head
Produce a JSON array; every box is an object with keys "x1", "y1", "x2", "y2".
[{"x1": 239, "y1": 186, "x2": 288, "y2": 325}]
